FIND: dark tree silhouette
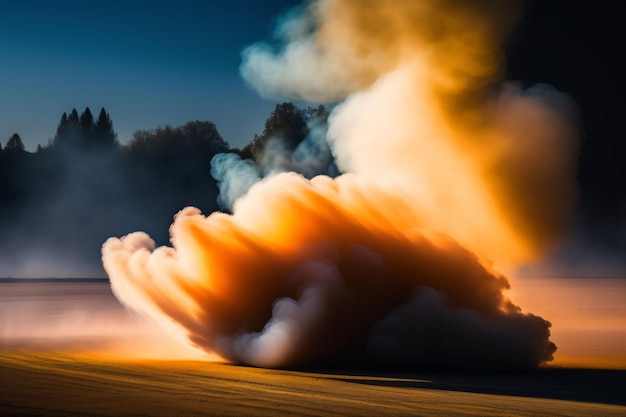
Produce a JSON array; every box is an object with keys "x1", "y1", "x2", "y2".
[
  {"x1": 5, "y1": 133, "x2": 25, "y2": 152},
  {"x1": 80, "y1": 107, "x2": 94, "y2": 136},
  {"x1": 94, "y1": 107, "x2": 117, "y2": 147},
  {"x1": 0, "y1": 92, "x2": 619, "y2": 276},
  {"x1": 54, "y1": 112, "x2": 68, "y2": 144},
  {"x1": 53, "y1": 107, "x2": 118, "y2": 151},
  {"x1": 241, "y1": 102, "x2": 321, "y2": 163},
  {"x1": 0, "y1": 133, "x2": 29, "y2": 224},
  {"x1": 53, "y1": 108, "x2": 81, "y2": 148},
  {"x1": 68, "y1": 109, "x2": 79, "y2": 122},
  {"x1": 261, "y1": 102, "x2": 308, "y2": 149},
  {"x1": 123, "y1": 120, "x2": 229, "y2": 245}
]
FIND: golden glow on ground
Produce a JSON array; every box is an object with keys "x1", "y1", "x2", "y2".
[{"x1": 1, "y1": 351, "x2": 624, "y2": 417}]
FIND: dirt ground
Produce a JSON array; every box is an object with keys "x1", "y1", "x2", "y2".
[{"x1": 1, "y1": 351, "x2": 624, "y2": 417}]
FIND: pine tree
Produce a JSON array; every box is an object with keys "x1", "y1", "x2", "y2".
[
  {"x1": 6, "y1": 133, "x2": 25, "y2": 152},
  {"x1": 53, "y1": 112, "x2": 68, "y2": 146},
  {"x1": 94, "y1": 107, "x2": 117, "y2": 147},
  {"x1": 68, "y1": 108, "x2": 79, "y2": 125},
  {"x1": 65, "y1": 108, "x2": 81, "y2": 148},
  {"x1": 80, "y1": 107, "x2": 94, "y2": 137}
]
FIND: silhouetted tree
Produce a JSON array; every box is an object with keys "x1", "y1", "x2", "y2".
[
  {"x1": 241, "y1": 103, "x2": 330, "y2": 166},
  {"x1": 5, "y1": 133, "x2": 25, "y2": 152},
  {"x1": 68, "y1": 108, "x2": 79, "y2": 128},
  {"x1": 53, "y1": 108, "x2": 81, "y2": 148},
  {"x1": 0, "y1": 133, "x2": 29, "y2": 222},
  {"x1": 127, "y1": 121, "x2": 228, "y2": 175},
  {"x1": 94, "y1": 107, "x2": 117, "y2": 147},
  {"x1": 80, "y1": 107, "x2": 94, "y2": 137},
  {"x1": 55, "y1": 112, "x2": 68, "y2": 142},
  {"x1": 53, "y1": 107, "x2": 118, "y2": 151},
  {"x1": 241, "y1": 103, "x2": 308, "y2": 162},
  {"x1": 262, "y1": 102, "x2": 308, "y2": 148},
  {"x1": 123, "y1": 120, "x2": 229, "y2": 244}
]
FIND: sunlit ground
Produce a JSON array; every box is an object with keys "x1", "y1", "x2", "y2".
[
  {"x1": 2, "y1": 279, "x2": 624, "y2": 369},
  {"x1": 1, "y1": 279, "x2": 625, "y2": 416},
  {"x1": 1, "y1": 351, "x2": 625, "y2": 417}
]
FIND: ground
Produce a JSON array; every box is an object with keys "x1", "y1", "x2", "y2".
[{"x1": 1, "y1": 351, "x2": 624, "y2": 417}]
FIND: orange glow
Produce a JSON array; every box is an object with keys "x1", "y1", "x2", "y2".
[
  {"x1": 104, "y1": 0, "x2": 580, "y2": 369},
  {"x1": 104, "y1": 174, "x2": 556, "y2": 368},
  {"x1": 0, "y1": 282, "x2": 211, "y2": 361},
  {"x1": 509, "y1": 277, "x2": 626, "y2": 369}
]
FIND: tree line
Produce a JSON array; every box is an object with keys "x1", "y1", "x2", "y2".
[
  {"x1": 0, "y1": 103, "x2": 330, "y2": 276},
  {"x1": 0, "y1": 100, "x2": 624, "y2": 276}
]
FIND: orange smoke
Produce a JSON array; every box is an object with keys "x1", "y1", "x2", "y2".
[
  {"x1": 104, "y1": 174, "x2": 555, "y2": 368},
  {"x1": 103, "y1": 0, "x2": 579, "y2": 369},
  {"x1": 243, "y1": 0, "x2": 578, "y2": 265}
]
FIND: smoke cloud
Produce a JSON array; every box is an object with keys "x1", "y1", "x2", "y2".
[
  {"x1": 211, "y1": 113, "x2": 336, "y2": 211},
  {"x1": 103, "y1": 0, "x2": 579, "y2": 369},
  {"x1": 103, "y1": 174, "x2": 557, "y2": 368}
]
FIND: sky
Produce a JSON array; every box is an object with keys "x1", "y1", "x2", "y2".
[{"x1": 0, "y1": 0, "x2": 302, "y2": 151}]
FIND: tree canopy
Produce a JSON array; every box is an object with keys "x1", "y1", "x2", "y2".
[
  {"x1": 241, "y1": 103, "x2": 328, "y2": 162},
  {"x1": 0, "y1": 100, "x2": 624, "y2": 275},
  {"x1": 5, "y1": 133, "x2": 25, "y2": 152},
  {"x1": 54, "y1": 107, "x2": 117, "y2": 150}
]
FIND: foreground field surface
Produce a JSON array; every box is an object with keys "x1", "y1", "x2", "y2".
[{"x1": 1, "y1": 352, "x2": 624, "y2": 417}]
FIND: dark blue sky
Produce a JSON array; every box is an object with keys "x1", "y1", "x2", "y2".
[{"x1": 0, "y1": 0, "x2": 301, "y2": 151}]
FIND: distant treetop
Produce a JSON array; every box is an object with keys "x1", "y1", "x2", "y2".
[
  {"x1": 53, "y1": 107, "x2": 118, "y2": 150},
  {"x1": 5, "y1": 133, "x2": 25, "y2": 152}
]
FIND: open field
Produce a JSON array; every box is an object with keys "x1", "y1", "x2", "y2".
[
  {"x1": 1, "y1": 280, "x2": 625, "y2": 416},
  {"x1": 3, "y1": 279, "x2": 626, "y2": 368},
  {"x1": 1, "y1": 351, "x2": 625, "y2": 417}
]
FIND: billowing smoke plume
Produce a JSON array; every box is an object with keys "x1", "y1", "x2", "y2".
[
  {"x1": 103, "y1": 0, "x2": 579, "y2": 369},
  {"x1": 211, "y1": 106, "x2": 336, "y2": 211}
]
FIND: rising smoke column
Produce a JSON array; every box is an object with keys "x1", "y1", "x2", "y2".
[
  {"x1": 240, "y1": 0, "x2": 578, "y2": 265},
  {"x1": 103, "y1": 0, "x2": 579, "y2": 369}
]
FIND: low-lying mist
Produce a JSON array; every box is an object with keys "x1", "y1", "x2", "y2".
[
  {"x1": 0, "y1": 282, "x2": 208, "y2": 359},
  {"x1": 0, "y1": 119, "x2": 227, "y2": 277}
]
